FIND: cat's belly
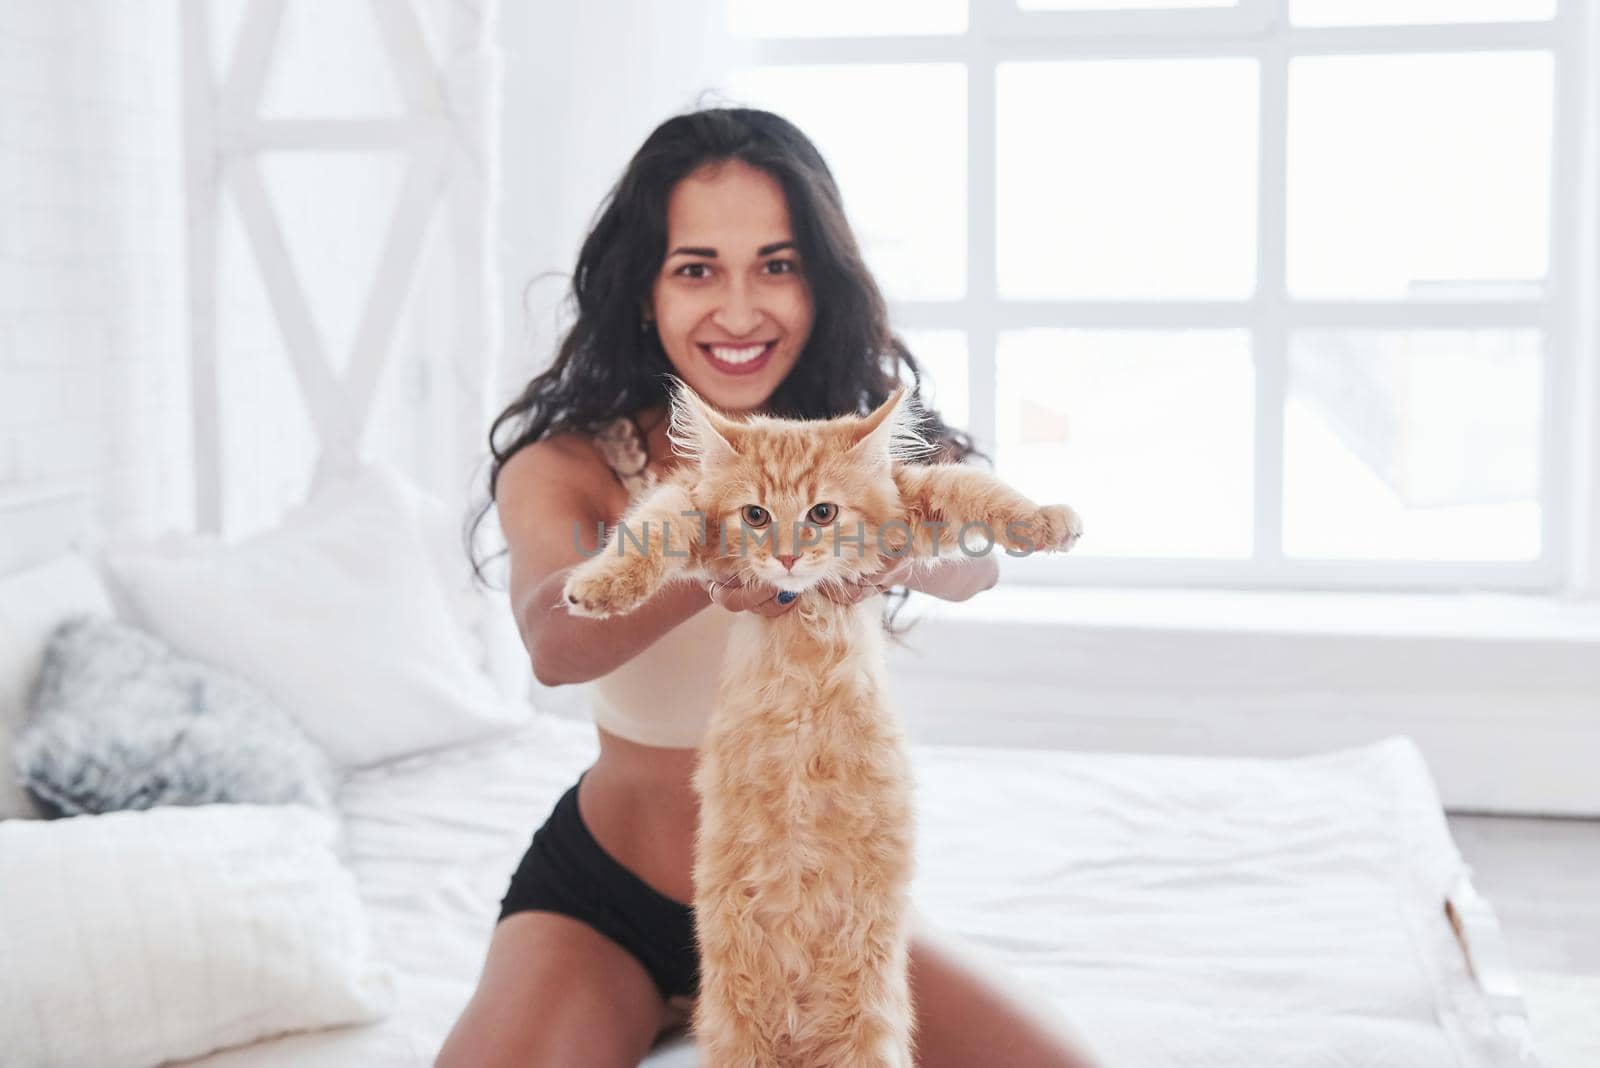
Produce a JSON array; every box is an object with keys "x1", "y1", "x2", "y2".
[
  {"x1": 692, "y1": 751, "x2": 917, "y2": 1002},
  {"x1": 693, "y1": 611, "x2": 917, "y2": 948},
  {"x1": 694, "y1": 742, "x2": 917, "y2": 886}
]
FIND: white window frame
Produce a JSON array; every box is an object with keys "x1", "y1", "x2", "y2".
[{"x1": 745, "y1": 0, "x2": 1597, "y2": 595}]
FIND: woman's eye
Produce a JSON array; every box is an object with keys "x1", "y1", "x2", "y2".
[
  {"x1": 742, "y1": 505, "x2": 770, "y2": 527},
  {"x1": 765, "y1": 259, "x2": 797, "y2": 276},
  {"x1": 807, "y1": 503, "x2": 837, "y2": 525},
  {"x1": 676, "y1": 263, "x2": 711, "y2": 279}
]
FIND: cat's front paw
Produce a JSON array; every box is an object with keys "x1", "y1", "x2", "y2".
[
  {"x1": 1036, "y1": 504, "x2": 1085, "y2": 553},
  {"x1": 562, "y1": 560, "x2": 653, "y2": 618}
]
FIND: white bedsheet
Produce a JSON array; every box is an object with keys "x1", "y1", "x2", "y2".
[{"x1": 171, "y1": 715, "x2": 1537, "y2": 1068}]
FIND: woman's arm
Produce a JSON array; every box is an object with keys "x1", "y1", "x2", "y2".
[
  {"x1": 902, "y1": 552, "x2": 998, "y2": 603},
  {"x1": 499, "y1": 439, "x2": 798, "y2": 686},
  {"x1": 499, "y1": 440, "x2": 713, "y2": 687},
  {"x1": 521, "y1": 565, "x2": 712, "y2": 686},
  {"x1": 820, "y1": 551, "x2": 999, "y2": 606}
]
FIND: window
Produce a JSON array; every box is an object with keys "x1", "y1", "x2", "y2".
[{"x1": 727, "y1": 0, "x2": 1589, "y2": 592}]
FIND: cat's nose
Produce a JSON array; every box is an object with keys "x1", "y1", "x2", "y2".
[{"x1": 776, "y1": 554, "x2": 798, "y2": 571}]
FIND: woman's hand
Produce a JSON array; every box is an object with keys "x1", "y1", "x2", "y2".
[
  {"x1": 702, "y1": 561, "x2": 799, "y2": 618},
  {"x1": 820, "y1": 555, "x2": 920, "y2": 606}
]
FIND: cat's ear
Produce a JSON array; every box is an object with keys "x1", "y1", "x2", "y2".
[
  {"x1": 665, "y1": 378, "x2": 739, "y2": 466},
  {"x1": 846, "y1": 386, "x2": 937, "y2": 467}
]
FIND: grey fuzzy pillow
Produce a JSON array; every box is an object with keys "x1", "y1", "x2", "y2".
[{"x1": 12, "y1": 616, "x2": 339, "y2": 817}]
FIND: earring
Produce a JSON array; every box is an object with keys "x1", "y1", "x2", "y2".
[{"x1": 640, "y1": 317, "x2": 654, "y2": 334}]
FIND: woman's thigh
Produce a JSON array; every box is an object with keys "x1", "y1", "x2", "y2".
[
  {"x1": 908, "y1": 916, "x2": 1104, "y2": 1068},
  {"x1": 434, "y1": 910, "x2": 673, "y2": 1068}
]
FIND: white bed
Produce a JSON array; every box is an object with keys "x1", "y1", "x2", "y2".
[
  {"x1": 155, "y1": 711, "x2": 1538, "y2": 1068},
  {"x1": 0, "y1": 478, "x2": 1545, "y2": 1068}
]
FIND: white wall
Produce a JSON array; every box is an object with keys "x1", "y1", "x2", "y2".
[
  {"x1": 495, "y1": 2, "x2": 750, "y2": 398},
  {"x1": 0, "y1": 0, "x2": 190, "y2": 540}
]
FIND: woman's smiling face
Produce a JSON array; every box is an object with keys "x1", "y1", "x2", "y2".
[{"x1": 647, "y1": 159, "x2": 815, "y2": 415}]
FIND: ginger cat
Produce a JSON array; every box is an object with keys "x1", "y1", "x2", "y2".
[{"x1": 562, "y1": 382, "x2": 1083, "y2": 1067}]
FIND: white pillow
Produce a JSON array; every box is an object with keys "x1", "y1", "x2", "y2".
[
  {"x1": 0, "y1": 552, "x2": 115, "y2": 820},
  {"x1": 393, "y1": 472, "x2": 531, "y2": 705},
  {"x1": 0, "y1": 802, "x2": 394, "y2": 1068},
  {"x1": 102, "y1": 464, "x2": 524, "y2": 770}
]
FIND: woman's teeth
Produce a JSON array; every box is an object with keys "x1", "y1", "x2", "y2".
[
  {"x1": 700, "y1": 340, "x2": 776, "y2": 376},
  {"x1": 708, "y1": 343, "x2": 768, "y2": 365}
]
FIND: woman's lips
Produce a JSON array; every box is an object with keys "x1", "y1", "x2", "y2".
[{"x1": 699, "y1": 340, "x2": 776, "y2": 376}]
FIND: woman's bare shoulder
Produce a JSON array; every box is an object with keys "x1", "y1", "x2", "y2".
[{"x1": 498, "y1": 429, "x2": 616, "y2": 518}]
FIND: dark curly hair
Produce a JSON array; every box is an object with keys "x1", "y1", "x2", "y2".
[{"x1": 467, "y1": 106, "x2": 986, "y2": 635}]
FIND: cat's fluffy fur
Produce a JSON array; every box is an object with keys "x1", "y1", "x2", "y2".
[{"x1": 562, "y1": 382, "x2": 1082, "y2": 1067}]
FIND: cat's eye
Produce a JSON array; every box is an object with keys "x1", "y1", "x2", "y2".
[
  {"x1": 807, "y1": 503, "x2": 838, "y2": 525},
  {"x1": 742, "y1": 505, "x2": 771, "y2": 528}
]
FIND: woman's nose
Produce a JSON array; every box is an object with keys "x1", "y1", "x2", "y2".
[{"x1": 711, "y1": 283, "x2": 763, "y2": 336}]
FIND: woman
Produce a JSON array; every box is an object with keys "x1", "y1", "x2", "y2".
[{"x1": 437, "y1": 108, "x2": 1101, "y2": 1067}]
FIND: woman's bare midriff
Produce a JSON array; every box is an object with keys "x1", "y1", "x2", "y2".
[{"x1": 577, "y1": 725, "x2": 702, "y2": 907}]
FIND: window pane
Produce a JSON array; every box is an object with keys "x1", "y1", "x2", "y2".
[
  {"x1": 1288, "y1": 52, "x2": 1552, "y2": 301},
  {"x1": 729, "y1": 65, "x2": 966, "y2": 301},
  {"x1": 728, "y1": 0, "x2": 966, "y2": 36},
  {"x1": 1021, "y1": 0, "x2": 1233, "y2": 8},
  {"x1": 1291, "y1": 0, "x2": 1554, "y2": 26},
  {"x1": 1283, "y1": 330, "x2": 1542, "y2": 561},
  {"x1": 901, "y1": 330, "x2": 969, "y2": 431},
  {"x1": 997, "y1": 330, "x2": 1254, "y2": 557},
  {"x1": 998, "y1": 60, "x2": 1258, "y2": 300}
]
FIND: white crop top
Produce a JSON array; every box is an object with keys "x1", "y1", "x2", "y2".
[{"x1": 586, "y1": 415, "x2": 737, "y2": 749}]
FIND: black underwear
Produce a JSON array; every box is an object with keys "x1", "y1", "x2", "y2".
[{"x1": 497, "y1": 772, "x2": 700, "y2": 1002}]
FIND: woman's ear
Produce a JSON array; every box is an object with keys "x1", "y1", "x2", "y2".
[
  {"x1": 666, "y1": 378, "x2": 739, "y2": 465},
  {"x1": 846, "y1": 387, "x2": 936, "y2": 468}
]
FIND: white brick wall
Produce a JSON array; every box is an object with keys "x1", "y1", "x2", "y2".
[{"x1": 0, "y1": 0, "x2": 190, "y2": 541}]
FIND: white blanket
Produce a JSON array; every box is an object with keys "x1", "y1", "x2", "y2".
[{"x1": 171, "y1": 715, "x2": 1536, "y2": 1067}]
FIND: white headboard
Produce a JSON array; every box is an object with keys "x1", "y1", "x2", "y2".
[
  {"x1": 0, "y1": 486, "x2": 92, "y2": 578},
  {"x1": 180, "y1": 0, "x2": 502, "y2": 536}
]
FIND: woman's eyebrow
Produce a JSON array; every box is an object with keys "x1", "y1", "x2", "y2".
[{"x1": 666, "y1": 240, "x2": 798, "y2": 259}]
